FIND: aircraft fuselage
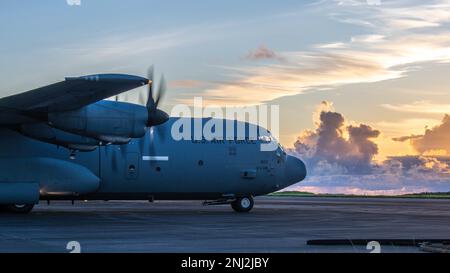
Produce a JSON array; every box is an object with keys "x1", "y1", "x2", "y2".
[{"x1": 0, "y1": 118, "x2": 306, "y2": 212}]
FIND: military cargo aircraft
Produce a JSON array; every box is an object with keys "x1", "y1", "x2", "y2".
[{"x1": 0, "y1": 69, "x2": 306, "y2": 214}]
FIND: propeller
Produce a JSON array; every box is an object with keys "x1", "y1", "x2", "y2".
[
  {"x1": 145, "y1": 66, "x2": 169, "y2": 127},
  {"x1": 137, "y1": 66, "x2": 170, "y2": 161},
  {"x1": 108, "y1": 66, "x2": 169, "y2": 168}
]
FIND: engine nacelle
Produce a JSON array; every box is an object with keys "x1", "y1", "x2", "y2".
[
  {"x1": 48, "y1": 100, "x2": 148, "y2": 141},
  {"x1": 0, "y1": 158, "x2": 100, "y2": 204},
  {"x1": 21, "y1": 123, "x2": 100, "y2": 151}
]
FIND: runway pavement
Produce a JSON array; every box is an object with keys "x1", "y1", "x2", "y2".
[{"x1": 1, "y1": 196, "x2": 450, "y2": 253}]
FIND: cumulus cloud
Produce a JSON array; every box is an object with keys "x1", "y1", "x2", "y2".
[
  {"x1": 293, "y1": 106, "x2": 380, "y2": 175},
  {"x1": 288, "y1": 102, "x2": 450, "y2": 195},
  {"x1": 313, "y1": 101, "x2": 335, "y2": 126},
  {"x1": 392, "y1": 115, "x2": 450, "y2": 155},
  {"x1": 410, "y1": 115, "x2": 450, "y2": 154},
  {"x1": 287, "y1": 167, "x2": 450, "y2": 195}
]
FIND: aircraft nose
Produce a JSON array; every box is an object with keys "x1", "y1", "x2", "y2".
[{"x1": 284, "y1": 155, "x2": 307, "y2": 186}]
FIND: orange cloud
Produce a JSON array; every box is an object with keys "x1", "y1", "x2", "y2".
[{"x1": 381, "y1": 101, "x2": 450, "y2": 115}]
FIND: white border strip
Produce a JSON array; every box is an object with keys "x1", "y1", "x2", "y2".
[{"x1": 142, "y1": 156, "x2": 169, "y2": 161}]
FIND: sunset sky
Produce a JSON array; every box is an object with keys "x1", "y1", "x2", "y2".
[{"x1": 2, "y1": 0, "x2": 450, "y2": 194}]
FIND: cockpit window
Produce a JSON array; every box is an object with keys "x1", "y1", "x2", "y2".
[
  {"x1": 258, "y1": 135, "x2": 279, "y2": 143},
  {"x1": 258, "y1": 135, "x2": 272, "y2": 143}
]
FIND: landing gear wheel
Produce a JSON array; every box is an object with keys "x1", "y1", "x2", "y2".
[
  {"x1": 231, "y1": 196, "x2": 254, "y2": 213},
  {"x1": 5, "y1": 204, "x2": 34, "y2": 214}
]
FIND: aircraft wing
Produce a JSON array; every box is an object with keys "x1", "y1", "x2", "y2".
[{"x1": 0, "y1": 74, "x2": 148, "y2": 125}]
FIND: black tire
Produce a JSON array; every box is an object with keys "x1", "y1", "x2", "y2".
[
  {"x1": 5, "y1": 204, "x2": 35, "y2": 214},
  {"x1": 231, "y1": 196, "x2": 254, "y2": 213}
]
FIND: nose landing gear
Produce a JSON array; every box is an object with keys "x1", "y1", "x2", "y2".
[
  {"x1": 231, "y1": 196, "x2": 254, "y2": 213},
  {"x1": 202, "y1": 195, "x2": 255, "y2": 212}
]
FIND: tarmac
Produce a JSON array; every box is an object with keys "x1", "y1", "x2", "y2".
[{"x1": 1, "y1": 196, "x2": 450, "y2": 253}]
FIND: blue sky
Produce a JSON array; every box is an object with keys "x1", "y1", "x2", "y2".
[
  {"x1": 3, "y1": 0, "x2": 450, "y2": 194},
  {"x1": 2, "y1": 0, "x2": 450, "y2": 148},
  {"x1": 0, "y1": 0, "x2": 357, "y2": 92}
]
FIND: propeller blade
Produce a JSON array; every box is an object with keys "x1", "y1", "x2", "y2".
[
  {"x1": 155, "y1": 75, "x2": 166, "y2": 108},
  {"x1": 149, "y1": 127, "x2": 156, "y2": 164},
  {"x1": 120, "y1": 143, "x2": 127, "y2": 158},
  {"x1": 138, "y1": 134, "x2": 145, "y2": 155},
  {"x1": 147, "y1": 66, "x2": 155, "y2": 109},
  {"x1": 155, "y1": 123, "x2": 166, "y2": 144},
  {"x1": 145, "y1": 65, "x2": 170, "y2": 127}
]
